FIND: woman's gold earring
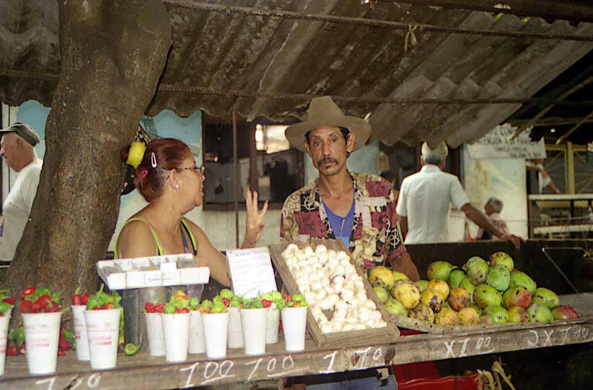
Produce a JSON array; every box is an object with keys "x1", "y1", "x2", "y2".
[{"x1": 175, "y1": 184, "x2": 179, "y2": 189}]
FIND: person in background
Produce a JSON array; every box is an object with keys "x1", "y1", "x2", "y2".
[
  {"x1": 380, "y1": 170, "x2": 399, "y2": 201},
  {"x1": 0, "y1": 122, "x2": 43, "y2": 260},
  {"x1": 115, "y1": 138, "x2": 268, "y2": 288},
  {"x1": 474, "y1": 197, "x2": 509, "y2": 240},
  {"x1": 397, "y1": 141, "x2": 521, "y2": 248},
  {"x1": 526, "y1": 158, "x2": 562, "y2": 194},
  {"x1": 281, "y1": 96, "x2": 419, "y2": 390}
]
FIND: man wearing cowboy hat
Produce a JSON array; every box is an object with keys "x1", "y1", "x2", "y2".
[
  {"x1": 0, "y1": 122, "x2": 43, "y2": 260},
  {"x1": 282, "y1": 96, "x2": 418, "y2": 279},
  {"x1": 281, "y1": 97, "x2": 417, "y2": 386}
]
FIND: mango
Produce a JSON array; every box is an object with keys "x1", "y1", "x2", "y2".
[
  {"x1": 466, "y1": 257, "x2": 489, "y2": 285},
  {"x1": 527, "y1": 303, "x2": 554, "y2": 323},
  {"x1": 448, "y1": 287, "x2": 471, "y2": 311},
  {"x1": 458, "y1": 307, "x2": 480, "y2": 325},
  {"x1": 502, "y1": 286, "x2": 532, "y2": 309},
  {"x1": 489, "y1": 252, "x2": 514, "y2": 271},
  {"x1": 532, "y1": 288, "x2": 559, "y2": 310},
  {"x1": 368, "y1": 266, "x2": 395, "y2": 290},
  {"x1": 483, "y1": 305, "x2": 509, "y2": 324},
  {"x1": 427, "y1": 261, "x2": 455, "y2": 281},
  {"x1": 448, "y1": 269, "x2": 466, "y2": 289},
  {"x1": 385, "y1": 297, "x2": 406, "y2": 316},
  {"x1": 435, "y1": 307, "x2": 459, "y2": 325},
  {"x1": 473, "y1": 284, "x2": 502, "y2": 309},
  {"x1": 509, "y1": 270, "x2": 537, "y2": 295},
  {"x1": 391, "y1": 281, "x2": 421, "y2": 309},
  {"x1": 420, "y1": 288, "x2": 445, "y2": 313},
  {"x1": 415, "y1": 280, "x2": 429, "y2": 293},
  {"x1": 486, "y1": 265, "x2": 511, "y2": 292},
  {"x1": 507, "y1": 306, "x2": 529, "y2": 323},
  {"x1": 408, "y1": 303, "x2": 434, "y2": 323}
]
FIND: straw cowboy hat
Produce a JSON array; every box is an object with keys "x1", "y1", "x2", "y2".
[{"x1": 285, "y1": 96, "x2": 371, "y2": 152}]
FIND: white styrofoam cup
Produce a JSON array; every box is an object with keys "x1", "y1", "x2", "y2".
[
  {"x1": 84, "y1": 309, "x2": 121, "y2": 370},
  {"x1": 23, "y1": 312, "x2": 62, "y2": 375},
  {"x1": 281, "y1": 307, "x2": 308, "y2": 352},
  {"x1": 162, "y1": 313, "x2": 191, "y2": 362},
  {"x1": 240, "y1": 308, "x2": 268, "y2": 356},
  {"x1": 145, "y1": 313, "x2": 166, "y2": 357},
  {"x1": 71, "y1": 305, "x2": 90, "y2": 361},
  {"x1": 201, "y1": 312, "x2": 229, "y2": 359}
]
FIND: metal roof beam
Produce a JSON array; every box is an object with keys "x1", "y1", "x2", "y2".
[{"x1": 390, "y1": 1, "x2": 593, "y2": 24}]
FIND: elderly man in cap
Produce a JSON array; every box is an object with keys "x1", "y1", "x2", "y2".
[
  {"x1": 281, "y1": 97, "x2": 418, "y2": 388},
  {"x1": 397, "y1": 142, "x2": 520, "y2": 247},
  {"x1": 0, "y1": 122, "x2": 43, "y2": 260}
]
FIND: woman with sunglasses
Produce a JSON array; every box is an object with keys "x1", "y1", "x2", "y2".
[{"x1": 116, "y1": 138, "x2": 268, "y2": 288}]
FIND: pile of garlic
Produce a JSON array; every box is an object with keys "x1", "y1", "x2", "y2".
[{"x1": 282, "y1": 243, "x2": 388, "y2": 333}]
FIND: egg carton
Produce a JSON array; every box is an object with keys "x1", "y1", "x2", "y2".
[{"x1": 96, "y1": 253, "x2": 210, "y2": 290}]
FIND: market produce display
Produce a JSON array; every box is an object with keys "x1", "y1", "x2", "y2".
[
  {"x1": 20, "y1": 287, "x2": 61, "y2": 313},
  {"x1": 0, "y1": 289, "x2": 16, "y2": 315},
  {"x1": 369, "y1": 252, "x2": 580, "y2": 326},
  {"x1": 281, "y1": 243, "x2": 388, "y2": 334}
]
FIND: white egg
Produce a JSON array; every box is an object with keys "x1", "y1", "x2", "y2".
[
  {"x1": 371, "y1": 311, "x2": 383, "y2": 321},
  {"x1": 340, "y1": 258, "x2": 351, "y2": 267},
  {"x1": 341, "y1": 288, "x2": 354, "y2": 301},
  {"x1": 331, "y1": 322, "x2": 343, "y2": 332},
  {"x1": 304, "y1": 246, "x2": 314, "y2": 256},
  {"x1": 365, "y1": 300, "x2": 377, "y2": 310},
  {"x1": 327, "y1": 249, "x2": 337, "y2": 258},
  {"x1": 358, "y1": 311, "x2": 370, "y2": 322},
  {"x1": 335, "y1": 300, "x2": 348, "y2": 311},
  {"x1": 316, "y1": 289, "x2": 327, "y2": 301},
  {"x1": 304, "y1": 292, "x2": 316, "y2": 303},
  {"x1": 315, "y1": 244, "x2": 327, "y2": 254},
  {"x1": 319, "y1": 298, "x2": 332, "y2": 311},
  {"x1": 328, "y1": 293, "x2": 339, "y2": 306},
  {"x1": 332, "y1": 275, "x2": 345, "y2": 285},
  {"x1": 321, "y1": 323, "x2": 333, "y2": 333},
  {"x1": 296, "y1": 252, "x2": 307, "y2": 263},
  {"x1": 356, "y1": 292, "x2": 367, "y2": 303},
  {"x1": 303, "y1": 265, "x2": 313, "y2": 274},
  {"x1": 342, "y1": 323, "x2": 355, "y2": 332},
  {"x1": 374, "y1": 320, "x2": 387, "y2": 328},
  {"x1": 354, "y1": 280, "x2": 365, "y2": 289},
  {"x1": 328, "y1": 258, "x2": 339, "y2": 268},
  {"x1": 318, "y1": 253, "x2": 329, "y2": 265},
  {"x1": 310, "y1": 280, "x2": 321, "y2": 291},
  {"x1": 332, "y1": 283, "x2": 343, "y2": 294},
  {"x1": 364, "y1": 318, "x2": 376, "y2": 328}
]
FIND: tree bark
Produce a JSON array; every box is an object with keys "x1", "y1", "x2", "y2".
[{"x1": 4, "y1": 0, "x2": 171, "y2": 310}]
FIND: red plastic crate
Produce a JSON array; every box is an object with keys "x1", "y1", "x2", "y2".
[{"x1": 399, "y1": 373, "x2": 479, "y2": 390}]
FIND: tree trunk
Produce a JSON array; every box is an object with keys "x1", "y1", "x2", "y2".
[{"x1": 4, "y1": 0, "x2": 171, "y2": 311}]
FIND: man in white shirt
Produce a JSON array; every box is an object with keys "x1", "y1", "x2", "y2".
[
  {"x1": 0, "y1": 122, "x2": 43, "y2": 260},
  {"x1": 397, "y1": 142, "x2": 520, "y2": 247}
]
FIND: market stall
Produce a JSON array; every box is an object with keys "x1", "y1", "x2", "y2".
[
  {"x1": 0, "y1": 293, "x2": 591, "y2": 389},
  {"x1": 0, "y1": 239, "x2": 592, "y2": 389}
]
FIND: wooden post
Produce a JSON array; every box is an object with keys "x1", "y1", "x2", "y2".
[
  {"x1": 567, "y1": 142, "x2": 575, "y2": 194},
  {"x1": 232, "y1": 111, "x2": 239, "y2": 248},
  {"x1": 249, "y1": 122, "x2": 259, "y2": 194}
]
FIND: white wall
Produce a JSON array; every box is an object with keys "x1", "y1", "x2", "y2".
[{"x1": 460, "y1": 145, "x2": 528, "y2": 240}]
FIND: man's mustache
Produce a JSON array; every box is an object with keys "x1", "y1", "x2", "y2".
[{"x1": 318, "y1": 157, "x2": 338, "y2": 165}]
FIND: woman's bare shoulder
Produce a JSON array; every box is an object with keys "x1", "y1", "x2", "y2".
[{"x1": 117, "y1": 218, "x2": 158, "y2": 258}]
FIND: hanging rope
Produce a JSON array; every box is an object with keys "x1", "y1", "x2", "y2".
[{"x1": 477, "y1": 359, "x2": 516, "y2": 390}]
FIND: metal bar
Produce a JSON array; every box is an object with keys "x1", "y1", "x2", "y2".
[
  {"x1": 546, "y1": 144, "x2": 586, "y2": 152},
  {"x1": 555, "y1": 109, "x2": 593, "y2": 145},
  {"x1": 508, "y1": 75, "x2": 593, "y2": 140},
  {"x1": 508, "y1": 118, "x2": 593, "y2": 127},
  {"x1": 388, "y1": 0, "x2": 593, "y2": 24},
  {"x1": 158, "y1": 84, "x2": 593, "y2": 106},
  {"x1": 232, "y1": 110, "x2": 239, "y2": 248},
  {"x1": 249, "y1": 122, "x2": 258, "y2": 195},
  {"x1": 163, "y1": 1, "x2": 593, "y2": 42},
  {"x1": 567, "y1": 141, "x2": 576, "y2": 194},
  {"x1": 541, "y1": 247, "x2": 581, "y2": 294}
]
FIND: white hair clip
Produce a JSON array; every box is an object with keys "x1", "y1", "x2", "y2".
[{"x1": 151, "y1": 152, "x2": 157, "y2": 168}]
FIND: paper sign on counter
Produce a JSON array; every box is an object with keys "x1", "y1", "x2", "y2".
[{"x1": 226, "y1": 247, "x2": 277, "y2": 298}]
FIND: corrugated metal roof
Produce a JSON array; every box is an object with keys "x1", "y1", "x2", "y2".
[{"x1": 1, "y1": 0, "x2": 592, "y2": 146}]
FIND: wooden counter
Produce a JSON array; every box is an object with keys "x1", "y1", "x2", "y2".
[{"x1": 1, "y1": 294, "x2": 591, "y2": 390}]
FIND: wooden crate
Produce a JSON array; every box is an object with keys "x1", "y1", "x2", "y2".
[
  {"x1": 386, "y1": 293, "x2": 593, "y2": 334},
  {"x1": 269, "y1": 239, "x2": 400, "y2": 348}
]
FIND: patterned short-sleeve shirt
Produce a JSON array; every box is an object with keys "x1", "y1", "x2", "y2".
[{"x1": 280, "y1": 172, "x2": 407, "y2": 269}]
